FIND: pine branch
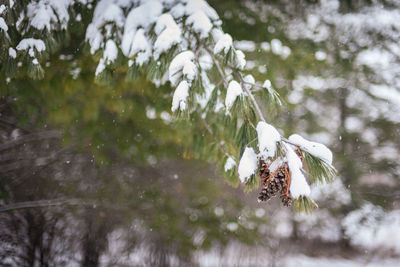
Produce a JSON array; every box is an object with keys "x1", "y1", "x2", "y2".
[
  {"x1": 204, "y1": 44, "x2": 298, "y2": 149},
  {"x1": 232, "y1": 69, "x2": 266, "y2": 122},
  {"x1": 203, "y1": 46, "x2": 229, "y2": 88}
]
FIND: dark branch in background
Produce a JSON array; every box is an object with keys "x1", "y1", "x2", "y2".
[
  {"x1": 0, "y1": 198, "x2": 124, "y2": 212},
  {"x1": 0, "y1": 199, "x2": 86, "y2": 212},
  {"x1": 0, "y1": 130, "x2": 62, "y2": 151}
]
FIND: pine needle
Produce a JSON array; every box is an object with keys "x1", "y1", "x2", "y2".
[
  {"x1": 295, "y1": 196, "x2": 318, "y2": 214},
  {"x1": 302, "y1": 151, "x2": 337, "y2": 184}
]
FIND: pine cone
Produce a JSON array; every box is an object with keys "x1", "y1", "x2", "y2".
[
  {"x1": 280, "y1": 194, "x2": 293, "y2": 207},
  {"x1": 257, "y1": 160, "x2": 293, "y2": 207}
]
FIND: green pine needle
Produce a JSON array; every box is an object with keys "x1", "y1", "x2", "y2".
[
  {"x1": 244, "y1": 174, "x2": 258, "y2": 192},
  {"x1": 258, "y1": 87, "x2": 283, "y2": 116},
  {"x1": 95, "y1": 68, "x2": 113, "y2": 86},
  {"x1": 28, "y1": 62, "x2": 45, "y2": 80},
  {"x1": 125, "y1": 64, "x2": 140, "y2": 81},
  {"x1": 275, "y1": 141, "x2": 287, "y2": 159},
  {"x1": 236, "y1": 121, "x2": 257, "y2": 156},
  {"x1": 294, "y1": 196, "x2": 318, "y2": 214},
  {"x1": 302, "y1": 151, "x2": 337, "y2": 184},
  {"x1": 221, "y1": 158, "x2": 239, "y2": 188},
  {"x1": 146, "y1": 60, "x2": 164, "y2": 81}
]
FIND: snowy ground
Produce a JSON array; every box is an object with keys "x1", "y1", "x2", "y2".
[
  {"x1": 198, "y1": 252, "x2": 400, "y2": 267},
  {"x1": 285, "y1": 255, "x2": 400, "y2": 267}
]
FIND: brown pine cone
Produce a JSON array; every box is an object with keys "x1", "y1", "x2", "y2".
[
  {"x1": 258, "y1": 161, "x2": 294, "y2": 207},
  {"x1": 280, "y1": 194, "x2": 293, "y2": 207}
]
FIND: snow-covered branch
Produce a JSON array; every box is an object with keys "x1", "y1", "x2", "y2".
[{"x1": 0, "y1": 0, "x2": 337, "y2": 211}]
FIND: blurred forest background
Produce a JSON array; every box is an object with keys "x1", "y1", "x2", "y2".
[{"x1": 1, "y1": 0, "x2": 400, "y2": 266}]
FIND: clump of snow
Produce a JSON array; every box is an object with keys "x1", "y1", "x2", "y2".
[
  {"x1": 171, "y1": 80, "x2": 190, "y2": 112},
  {"x1": 214, "y1": 33, "x2": 233, "y2": 54},
  {"x1": 199, "y1": 54, "x2": 213, "y2": 70},
  {"x1": 311, "y1": 178, "x2": 351, "y2": 207},
  {"x1": 146, "y1": 106, "x2": 156, "y2": 119},
  {"x1": 269, "y1": 39, "x2": 291, "y2": 59},
  {"x1": 271, "y1": 39, "x2": 282, "y2": 55},
  {"x1": 0, "y1": 17, "x2": 8, "y2": 32},
  {"x1": 261, "y1": 42, "x2": 270, "y2": 51},
  {"x1": 369, "y1": 84, "x2": 400, "y2": 108},
  {"x1": 281, "y1": 46, "x2": 291, "y2": 59},
  {"x1": 182, "y1": 60, "x2": 197, "y2": 82},
  {"x1": 225, "y1": 80, "x2": 243, "y2": 111},
  {"x1": 234, "y1": 40, "x2": 256, "y2": 52},
  {"x1": 224, "y1": 157, "x2": 236, "y2": 172},
  {"x1": 160, "y1": 111, "x2": 172, "y2": 124},
  {"x1": 27, "y1": 0, "x2": 71, "y2": 31},
  {"x1": 45, "y1": 0, "x2": 71, "y2": 28},
  {"x1": 187, "y1": 10, "x2": 212, "y2": 38},
  {"x1": 315, "y1": 51, "x2": 327, "y2": 61},
  {"x1": 226, "y1": 222, "x2": 238, "y2": 231},
  {"x1": 170, "y1": 3, "x2": 185, "y2": 18},
  {"x1": 169, "y1": 51, "x2": 196, "y2": 86},
  {"x1": 154, "y1": 14, "x2": 181, "y2": 58},
  {"x1": 211, "y1": 28, "x2": 224, "y2": 42},
  {"x1": 103, "y1": 40, "x2": 118, "y2": 63},
  {"x1": 238, "y1": 147, "x2": 258, "y2": 182},
  {"x1": 185, "y1": 0, "x2": 219, "y2": 21},
  {"x1": 235, "y1": 50, "x2": 246, "y2": 69},
  {"x1": 285, "y1": 144, "x2": 311, "y2": 198},
  {"x1": 288, "y1": 134, "x2": 333, "y2": 164},
  {"x1": 86, "y1": 24, "x2": 103, "y2": 54},
  {"x1": 243, "y1": 74, "x2": 255, "y2": 90},
  {"x1": 8, "y1": 47, "x2": 16, "y2": 59},
  {"x1": 16, "y1": 38, "x2": 46, "y2": 57},
  {"x1": 294, "y1": 209, "x2": 342, "y2": 242},
  {"x1": 256, "y1": 121, "x2": 281, "y2": 158},
  {"x1": 86, "y1": 0, "x2": 126, "y2": 54},
  {"x1": 262, "y1": 79, "x2": 274, "y2": 93},
  {"x1": 214, "y1": 206, "x2": 224, "y2": 216},
  {"x1": 255, "y1": 208, "x2": 265, "y2": 218},
  {"x1": 258, "y1": 65, "x2": 267, "y2": 74},
  {"x1": 121, "y1": 0, "x2": 162, "y2": 56},
  {"x1": 342, "y1": 203, "x2": 400, "y2": 253},
  {"x1": 129, "y1": 29, "x2": 151, "y2": 65},
  {"x1": 27, "y1": 2, "x2": 56, "y2": 31},
  {"x1": 269, "y1": 158, "x2": 284, "y2": 173},
  {"x1": 95, "y1": 58, "x2": 106, "y2": 76},
  {"x1": 0, "y1": 4, "x2": 6, "y2": 15}
]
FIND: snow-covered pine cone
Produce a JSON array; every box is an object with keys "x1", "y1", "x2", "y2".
[
  {"x1": 258, "y1": 159, "x2": 270, "y2": 182},
  {"x1": 258, "y1": 165, "x2": 285, "y2": 202},
  {"x1": 258, "y1": 162, "x2": 293, "y2": 207}
]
